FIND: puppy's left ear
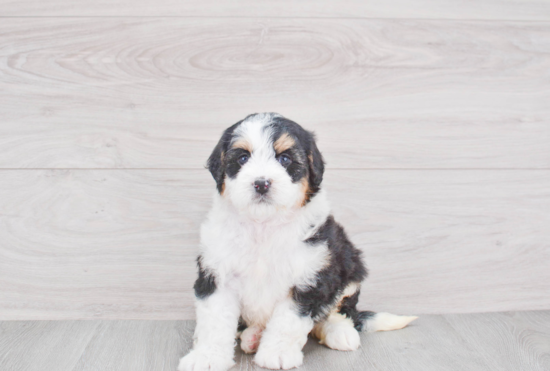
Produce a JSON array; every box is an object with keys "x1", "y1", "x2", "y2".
[
  {"x1": 207, "y1": 122, "x2": 241, "y2": 193},
  {"x1": 307, "y1": 132, "x2": 325, "y2": 191}
]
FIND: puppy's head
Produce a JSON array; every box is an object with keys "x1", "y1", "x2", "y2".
[{"x1": 207, "y1": 113, "x2": 324, "y2": 219}]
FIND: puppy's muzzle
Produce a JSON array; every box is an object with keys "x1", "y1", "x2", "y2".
[{"x1": 253, "y1": 178, "x2": 271, "y2": 195}]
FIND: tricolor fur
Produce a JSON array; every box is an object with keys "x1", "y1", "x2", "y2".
[{"x1": 178, "y1": 113, "x2": 417, "y2": 371}]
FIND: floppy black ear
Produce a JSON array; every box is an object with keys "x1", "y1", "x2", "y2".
[
  {"x1": 206, "y1": 122, "x2": 241, "y2": 193},
  {"x1": 206, "y1": 140, "x2": 225, "y2": 193},
  {"x1": 307, "y1": 132, "x2": 325, "y2": 191}
]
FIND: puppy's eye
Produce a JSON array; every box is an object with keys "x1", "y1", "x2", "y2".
[
  {"x1": 277, "y1": 154, "x2": 292, "y2": 168},
  {"x1": 237, "y1": 155, "x2": 249, "y2": 166}
]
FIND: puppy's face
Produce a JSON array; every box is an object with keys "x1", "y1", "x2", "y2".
[{"x1": 207, "y1": 113, "x2": 324, "y2": 219}]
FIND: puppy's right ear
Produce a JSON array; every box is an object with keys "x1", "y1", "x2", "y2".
[
  {"x1": 206, "y1": 140, "x2": 225, "y2": 193},
  {"x1": 206, "y1": 122, "x2": 241, "y2": 193}
]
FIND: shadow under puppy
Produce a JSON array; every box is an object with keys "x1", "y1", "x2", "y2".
[{"x1": 178, "y1": 113, "x2": 417, "y2": 371}]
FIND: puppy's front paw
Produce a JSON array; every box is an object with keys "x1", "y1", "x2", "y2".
[
  {"x1": 177, "y1": 349, "x2": 235, "y2": 371},
  {"x1": 254, "y1": 348, "x2": 303, "y2": 370}
]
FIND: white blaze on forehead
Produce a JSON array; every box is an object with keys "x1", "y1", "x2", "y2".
[
  {"x1": 232, "y1": 114, "x2": 279, "y2": 158},
  {"x1": 223, "y1": 113, "x2": 301, "y2": 220}
]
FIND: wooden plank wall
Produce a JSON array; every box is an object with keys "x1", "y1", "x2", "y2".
[{"x1": 0, "y1": 1, "x2": 549, "y2": 319}]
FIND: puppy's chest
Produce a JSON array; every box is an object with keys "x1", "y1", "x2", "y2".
[
  {"x1": 202, "y1": 213, "x2": 330, "y2": 325},
  {"x1": 231, "y1": 233, "x2": 328, "y2": 326}
]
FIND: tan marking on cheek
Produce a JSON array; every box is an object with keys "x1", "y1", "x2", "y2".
[
  {"x1": 232, "y1": 139, "x2": 253, "y2": 152},
  {"x1": 219, "y1": 151, "x2": 226, "y2": 196},
  {"x1": 274, "y1": 133, "x2": 296, "y2": 154},
  {"x1": 308, "y1": 153, "x2": 315, "y2": 172},
  {"x1": 297, "y1": 177, "x2": 311, "y2": 207}
]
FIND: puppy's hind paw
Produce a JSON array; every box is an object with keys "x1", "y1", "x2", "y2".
[
  {"x1": 240, "y1": 326, "x2": 263, "y2": 354},
  {"x1": 323, "y1": 325, "x2": 360, "y2": 351},
  {"x1": 254, "y1": 348, "x2": 303, "y2": 370},
  {"x1": 177, "y1": 350, "x2": 235, "y2": 371}
]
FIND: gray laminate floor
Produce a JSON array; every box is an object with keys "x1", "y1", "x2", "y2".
[{"x1": 1, "y1": 310, "x2": 549, "y2": 371}]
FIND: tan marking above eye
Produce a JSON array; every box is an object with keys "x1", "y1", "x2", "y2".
[
  {"x1": 231, "y1": 139, "x2": 253, "y2": 152},
  {"x1": 274, "y1": 133, "x2": 296, "y2": 154}
]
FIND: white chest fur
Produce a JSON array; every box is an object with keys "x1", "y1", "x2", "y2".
[{"x1": 199, "y1": 191, "x2": 331, "y2": 327}]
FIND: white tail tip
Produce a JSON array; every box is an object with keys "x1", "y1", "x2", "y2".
[{"x1": 366, "y1": 312, "x2": 418, "y2": 332}]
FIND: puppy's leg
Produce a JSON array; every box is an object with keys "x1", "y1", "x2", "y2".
[
  {"x1": 178, "y1": 289, "x2": 240, "y2": 371},
  {"x1": 312, "y1": 312, "x2": 360, "y2": 351},
  {"x1": 254, "y1": 298, "x2": 313, "y2": 370},
  {"x1": 240, "y1": 325, "x2": 263, "y2": 354}
]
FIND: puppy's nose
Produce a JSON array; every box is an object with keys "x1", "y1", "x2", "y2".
[{"x1": 254, "y1": 178, "x2": 271, "y2": 195}]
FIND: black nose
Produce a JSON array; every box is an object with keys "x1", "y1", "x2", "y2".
[{"x1": 254, "y1": 179, "x2": 271, "y2": 195}]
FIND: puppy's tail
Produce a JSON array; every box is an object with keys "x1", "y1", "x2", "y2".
[{"x1": 355, "y1": 311, "x2": 418, "y2": 332}]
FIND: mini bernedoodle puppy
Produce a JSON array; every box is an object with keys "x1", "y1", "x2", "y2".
[{"x1": 178, "y1": 113, "x2": 417, "y2": 371}]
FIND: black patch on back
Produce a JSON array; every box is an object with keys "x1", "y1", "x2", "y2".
[
  {"x1": 193, "y1": 256, "x2": 217, "y2": 299},
  {"x1": 269, "y1": 116, "x2": 325, "y2": 200},
  {"x1": 292, "y1": 216, "x2": 367, "y2": 320}
]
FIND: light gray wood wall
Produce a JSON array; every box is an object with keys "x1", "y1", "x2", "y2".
[
  {"x1": 0, "y1": 1, "x2": 549, "y2": 319},
  {"x1": 2, "y1": 18, "x2": 550, "y2": 169},
  {"x1": 3, "y1": 0, "x2": 550, "y2": 20}
]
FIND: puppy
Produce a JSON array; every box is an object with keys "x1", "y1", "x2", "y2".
[{"x1": 178, "y1": 113, "x2": 417, "y2": 371}]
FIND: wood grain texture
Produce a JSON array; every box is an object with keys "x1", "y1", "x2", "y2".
[
  {"x1": 1, "y1": 312, "x2": 549, "y2": 371},
  {"x1": 1, "y1": 169, "x2": 549, "y2": 320},
  {"x1": 0, "y1": 320, "x2": 192, "y2": 371},
  {"x1": 1, "y1": 18, "x2": 549, "y2": 169},
  {"x1": 2, "y1": 0, "x2": 550, "y2": 20},
  {"x1": 0, "y1": 170, "x2": 203, "y2": 320},
  {"x1": 445, "y1": 311, "x2": 550, "y2": 371}
]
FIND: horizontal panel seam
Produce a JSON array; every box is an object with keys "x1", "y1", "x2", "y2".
[{"x1": 0, "y1": 16, "x2": 548, "y2": 23}]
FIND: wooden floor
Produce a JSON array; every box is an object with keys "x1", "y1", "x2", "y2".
[{"x1": 1, "y1": 310, "x2": 549, "y2": 371}]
